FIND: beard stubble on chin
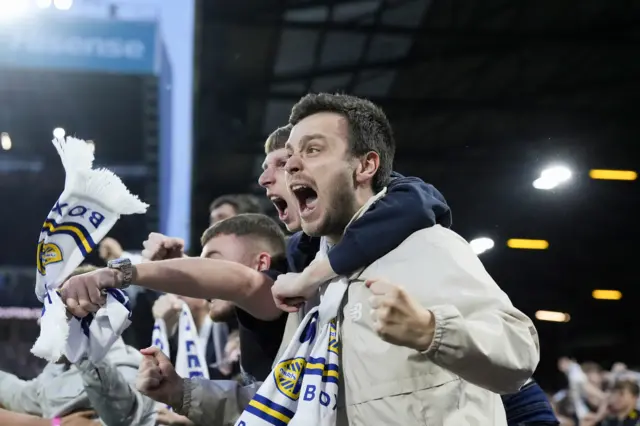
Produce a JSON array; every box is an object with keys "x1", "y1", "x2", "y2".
[{"x1": 305, "y1": 170, "x2": 360, "y2": 239}]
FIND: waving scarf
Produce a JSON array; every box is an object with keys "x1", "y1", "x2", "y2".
[
  {"x1": 235, "y1": 191, "x2": 386, "y2": 426},
  {"x1": 31, "y1": 137, "x2": 148, "y2": 363}
]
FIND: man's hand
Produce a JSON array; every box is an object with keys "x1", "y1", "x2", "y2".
[
  {"x1": 98, "y1": 238, "x2": 123, "y2": 262},
  {"x1": 59, "y1": 268, "x2": 121, "y2": 318},
  {"x1": 136, "y1": 347, "x2": 184, "y2": 410},
  {"x1": 142, "y1": 233, "x2": 185, "y2": 262},
  {"x1": 271, "y1": 273, "x2": 308, "y2": 313},
  {"x1": 366, "y1": 278, "x2": 435, "y2": 351},
  {"x1": 152, "y1": 294, "x2": 183, "y2": 333},
  {"x1": 155, "y1": 407, "x2": 194, "y2": 425},
  {"x1": 61, "y1": 410, "x2": 98, "y2": 426}
]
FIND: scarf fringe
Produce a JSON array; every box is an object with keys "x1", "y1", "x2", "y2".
[{"x1": 54, "y1": 137, "x2": 148, "y2": 215}]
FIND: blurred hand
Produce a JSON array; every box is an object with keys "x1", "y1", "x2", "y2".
[
  {"x1": 271, "y1": 273, "x2": 308, "y2": 313},
  {"x1": 557, "y1": 357, "x2": 573, "y2": 373},
  {"x1": 61, "y1": 410, "x2": 98, "y2": 426},
  {"x1": 209, "y1": 299, "x2": 234, "y2": 321},
  {"x1": 152, "y1": 294, "x2": 183, "y2": 334},
  {"x1": 142, "y1": 233, "x2": 185, "y2": 262},
  {"x1": 366, "y1": 278, "x2": 435, "y2": 351},
  {"x1": 611, "y1": 362, "x2": 627, "y2": 374},
  {"x1": 155, "y1": 406, "x2": 194, "y2": 425},
  {"x1": 98, "y1": 237, "x2": 123, "y2": 262},
  {"x1": 224, "y1": 333, "x2": 241, "y2": 364},
  {"x1": 59, "y1": 268, "x2": 120, "y2": 317},
  {"x1": 136, "y1": 347, "x2": 184, "y2": 409}
]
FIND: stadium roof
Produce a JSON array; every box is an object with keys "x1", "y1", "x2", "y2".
[{"x1": 194, "y1": 0, "x2": 640, "y2": 387}]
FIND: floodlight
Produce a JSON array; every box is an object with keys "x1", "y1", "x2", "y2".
[
  {"x1": 53, "y1": 0, "x2": 73, "y2": 11},
  {"x1": 469, "y1": 237, "x2": 494, "y2": 255},
  {"x1": 1, "y1": 132, "x2": 11, "y2": 151}
]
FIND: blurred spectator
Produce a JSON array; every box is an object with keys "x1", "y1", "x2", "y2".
[
  {"x1": 600, "y1": 379, "x2": 640, "y2": 425},
  {"x1": 554, "y1": 358, "x2": 640, "y2": 426},
  {"x1": 208, "y1": 194, "x2": 263, "y2": 225}
]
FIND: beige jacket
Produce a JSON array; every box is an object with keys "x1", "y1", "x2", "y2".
[{"x1": 178, "y1": 225, "x2": 539, "y2": 425}]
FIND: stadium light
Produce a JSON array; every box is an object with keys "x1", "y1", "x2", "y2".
[
  {"x1": 36, "y1": 0, "x2": 52, "y2": 8},
  {"x1": 535, "y1": 310, "x2": 570, "y2": 323},
  {"x1": 0, "y1": 0, "x2": 30, "y2": 19},
  {"x1": 53, "y1": 128, "x2": 66, "y2": 139},
  {"x1": 533, "y1": 165, "x2": 572, "y2": 190},
  {"x1": 469, "y1": 237, "x2": 494, "y2": 255},
  {"x1": 592, "y1": 289, "x2": 622, "y2": 301},
  {"x1": 507, "y1": 239, "x2": 549, "y2": 250},
  {"x1": 589, "y1": 169, "x2": 637, "y2": 181},
  {"x1": 53, "y1": 0, "x2": 73, "y2": 10},
  {"x1": 1, "y1": 132, "x2": 11, "y2": 151}
]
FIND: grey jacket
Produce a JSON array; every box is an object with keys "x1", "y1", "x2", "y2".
[
  {"x1": 0, "y1": 338, "x2": 156, "y2": 426},
  {"x1": 174, "y1": 227, "x2": 539, "y2": 424}
]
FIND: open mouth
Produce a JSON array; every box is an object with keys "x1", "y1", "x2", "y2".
[
  {"x1": 290, "y1": 184, "x2": 318, "y2": 218},
  {"x1": 269, "y1": 195, "x2": 290, "y2": 222}
]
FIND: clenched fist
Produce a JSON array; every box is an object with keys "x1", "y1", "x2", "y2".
[
  {"x1": 142, "y1": 233, "x2": 185, "y2": 262},
  {"x1": 366, "y1": 278, "x2": 435, "y2": 352},
  {"x1": 136, "y1": 347, "x2": 184, "y2": 410},
  {"x1": 151, "y1": 294, "x2": 183, "y2": 335}
]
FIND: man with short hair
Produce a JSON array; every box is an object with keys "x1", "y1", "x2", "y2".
[
  {"x1": 208, "y1": 194, "x2": 263, "y2": 225},
  {"x1": 271, "y1": 93, "x2": 538, "y2": 424},
  {"x1": 600, "y1": 380, "x2": 640, "y2": 426}
]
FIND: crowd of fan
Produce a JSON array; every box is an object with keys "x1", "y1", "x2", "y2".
[
  {"x1": 551, "y1": 359, "x2": 640, "y2": 426},
  {"x1": 0, "y1": 192, "x2": 637, "y2": 426}
]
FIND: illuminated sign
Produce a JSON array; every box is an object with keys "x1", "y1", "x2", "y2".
[{"x1": 0, "y1": 16, "x2": 157, "y2": 74}]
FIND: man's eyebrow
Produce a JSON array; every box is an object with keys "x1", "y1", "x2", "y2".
[{"x1": 285, "y1": 134, "x2": 326, "y2": 151}]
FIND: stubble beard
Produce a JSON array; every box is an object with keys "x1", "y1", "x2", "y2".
[{"x1": 303, "y1": 171, "x2": 359, "y2": 240}]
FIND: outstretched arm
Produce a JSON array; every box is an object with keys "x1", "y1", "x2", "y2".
[
  {"x1": 77, "y1": 356, "x2": 156, "y2": 426},
  {"x1": 61, "y1": 258, "x2": 282, "y2": 321},
  {"x1": 0, "y1": 372, "x2": 42, "y2": 416}
]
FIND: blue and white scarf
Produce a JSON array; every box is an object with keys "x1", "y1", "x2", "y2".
[
  {"x1": 235, "y1": 242, "x2": 345, "y2": 426},
  {"x1": 151, "y1": 303, "x2": 210, "y2": 379},
  {"x1": 31, "y1": 137, "x2": 148, "y2": 363}
]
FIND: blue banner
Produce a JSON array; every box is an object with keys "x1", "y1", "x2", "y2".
[{"x1": 0, "y1": 16, "x2": 158, "y2": 75}]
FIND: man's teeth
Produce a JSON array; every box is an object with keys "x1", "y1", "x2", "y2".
[{"x1": 291, "y1": 184, "x2": 307, "y2": 191}]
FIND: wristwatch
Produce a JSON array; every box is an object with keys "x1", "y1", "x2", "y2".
[{"x1": 107, "y1": 257, "x2": 134, "y2": 289}]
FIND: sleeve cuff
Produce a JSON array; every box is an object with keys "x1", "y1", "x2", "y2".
[
  {"x1": 422, "y1": 305, "x2": 458, "y2": 358},
  {"x1": 174, "y1": 378, "x2": 193, "y2": 416}
]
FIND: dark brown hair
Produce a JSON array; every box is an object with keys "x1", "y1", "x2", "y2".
[
  {"x1": 264, "y1": 124, "x2": 293, "y2": 154},
  {"x1": 289, "y1": 93, "x2": 395, "y2": 191},
  {"x1": 200, "y1": 213, "x2": 285, "y2": 259}
]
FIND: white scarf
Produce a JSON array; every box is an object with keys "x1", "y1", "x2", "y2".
[
  {"x1": 151, "y1": 303, "x2": 210, "y2": 379},
  {"x1": 31, "y1": 137, "x2": 148, "y2": 363}
]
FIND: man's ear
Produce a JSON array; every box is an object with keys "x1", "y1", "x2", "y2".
[
  {"x1": 255, "y1": 252, "x2": 272, "y2": 272},
  {"x1": 355, "y1": 151, "x2": 380, "y2": 185}
]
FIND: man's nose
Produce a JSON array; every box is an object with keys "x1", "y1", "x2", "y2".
[
  {"x1": 258, "y1": 170, "x2": 272, "y2": 188},
  {"x1": 285, "y1": 154, "x2": 302, "y2": 174}
]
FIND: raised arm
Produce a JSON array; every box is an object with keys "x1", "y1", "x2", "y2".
[{"x1": 409, "y1": 229, "x2": 538, "y2": 393}]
